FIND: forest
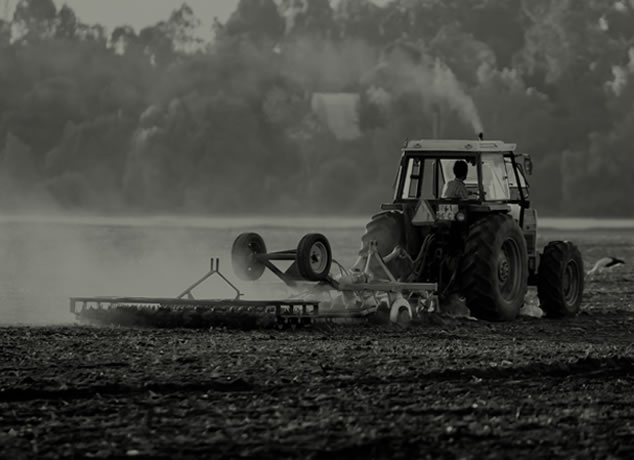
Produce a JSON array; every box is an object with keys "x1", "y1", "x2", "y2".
[{"x1": 1, "y1": 0, "x2": 633, "y2": 216}]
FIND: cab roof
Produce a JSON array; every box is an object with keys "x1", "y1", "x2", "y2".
[{"x1": 403, "y1": 139, "x2": 517, "y2": 152}]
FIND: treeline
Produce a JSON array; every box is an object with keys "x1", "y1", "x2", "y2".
[{"x1": 1, "y1": 0, "x2": 634, "y2": 216}]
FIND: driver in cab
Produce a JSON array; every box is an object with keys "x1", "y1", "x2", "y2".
[{"x1": 442, "y1": 160, "x2": 471, "y2": 199}]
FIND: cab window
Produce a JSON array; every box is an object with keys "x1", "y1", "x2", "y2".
[
  {"x1": 401, "y1": 157, "x2": 483, "y2": 200},
  {"x1": 439, "y1": 159, "x2": 479, "y2": 199},
  {"x1": 439, "y1": 160, "x2": 478, "y2": 185},
  {"x1": 401, "y1": 158, "x2": 422, "y2": 199},
  {"x1": 401, "y1": 158, "x2": 439, "y2": 200},
  {"x1": 481, "y1": 153, "x2": 511, "y2": 201}
]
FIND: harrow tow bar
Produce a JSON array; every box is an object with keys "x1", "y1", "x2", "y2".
[{"x1": 177, "y1": 258, "x2": 242, "y2": 301}]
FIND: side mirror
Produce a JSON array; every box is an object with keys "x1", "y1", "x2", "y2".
[{"x1": 523, "y1": 155, "x2": 533, "y2": 175}]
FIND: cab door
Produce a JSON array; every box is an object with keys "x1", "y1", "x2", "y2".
[{"x1": 504, "y1": 158, "x2": 529, "y2": 201}]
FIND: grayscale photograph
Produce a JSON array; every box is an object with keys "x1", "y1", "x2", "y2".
[{"x1": 1, "y1": 0, "x2": 633, "y2": 458}]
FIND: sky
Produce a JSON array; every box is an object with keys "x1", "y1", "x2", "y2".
[
  {"x1": 53, "y1": 0, "x2": 239, "y2": 36},
  {"x1": 6, "y1": 1, "x2": 393, "y2": 27},
  {"x1": 0, "y1": 1, "x2": 240, "y2": 38},
  {"x1": 2, "y1": 0, "x2": 391, "y2": 39}
]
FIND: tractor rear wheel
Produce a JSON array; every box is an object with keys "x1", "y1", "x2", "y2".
[
  {"x1": 537, "y1": 241, "x2": 584, "y2": 318},
  {"x1": 296, "y1": 233, "x2": 332, "y2": 281},
  {"x1": 351, "y1": 211, "x2": 411, "y2": 280},
  {"x1": 460, "y1": 214, "x2": 528, "y2": 321},
  {"x1": 231, "y1": 233, "x2": 267, "y2": 281}
]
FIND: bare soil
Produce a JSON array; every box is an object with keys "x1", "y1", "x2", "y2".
[{"x1": 1, "y1": 229, "x2": 634, "y2": 459}]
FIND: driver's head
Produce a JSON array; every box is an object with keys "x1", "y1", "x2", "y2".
[{"x1": 453, "y1": 160, "x2": 468, "y2": 180}]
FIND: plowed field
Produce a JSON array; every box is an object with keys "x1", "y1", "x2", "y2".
[{"x1": 1, "y1": 227, "x2": 633, "y2": 459}]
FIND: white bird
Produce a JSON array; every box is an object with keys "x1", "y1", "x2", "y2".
[{"x1": 586, "y1": 257, "x2": 625, "y2": 276}]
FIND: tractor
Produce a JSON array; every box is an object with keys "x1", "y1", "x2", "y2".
[
  {"x1": 350, "y1": 137, "x2": 585, "y2": 321},
  {"x1": 70, "y1": 137, "x2": 585, "y2": 328}
]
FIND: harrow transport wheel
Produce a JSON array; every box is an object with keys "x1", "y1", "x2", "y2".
[
  {"x1": 537, "y1": 241, "x2": 584, "y2": 318},
  {"x1": 296, "y1": 233, "x2": 332, "y2": 281},
  {"x1": 232, "y1": 233, "x2": 267, "y2": 281},
  {"x1": 460, "y1": 214, "x2": 528, "y2": 321}
]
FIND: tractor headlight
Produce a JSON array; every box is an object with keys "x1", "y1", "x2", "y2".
[{"x1": 455, "y1": 212, "x2": 466, "y2": 222}]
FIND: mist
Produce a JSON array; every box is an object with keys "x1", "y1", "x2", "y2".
[
  {"x1": 0, "y1": 214, "x2": 366, "y2": 325},
  {"x1": 0, "y1": 218, "x2": 230, "y2": 325}
]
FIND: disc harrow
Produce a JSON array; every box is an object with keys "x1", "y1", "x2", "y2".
[{"x1": 70, "y1": 233, "x2": 440, "y2": 329}]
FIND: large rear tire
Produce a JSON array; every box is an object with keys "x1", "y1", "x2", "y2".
[
  {"x1": 460, "y1": 214, "x2": 528, "y2": 321},
  {"x1": 231, "y1": 233, "x2": 267, "y2": 281},
  {"x1": 537, "y1": 241, "x2": 584, "y2": 318},
  {"x1": 296, "y1": 233, "x2": 332, "y2": 281},
  {"x1": 351, "y1": 211, "x2": 411, "y2": 280}
]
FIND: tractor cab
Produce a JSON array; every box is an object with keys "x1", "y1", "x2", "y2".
[
  {"x1": 356, "y1": 137, "x2": 583, "y2": 323},
  {"x1": 385, "y1": 139, "x2": 533, "y2": 228}
]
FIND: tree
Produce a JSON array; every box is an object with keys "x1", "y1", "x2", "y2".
[
  {"x1": 225, "y1": 0, "x2": 284, "y2": 42},
  {"x1": 164, "y1": 4, "x2": 203, "y2": 53},
  {"x1": 0, "y1": 19, "x2": 10, "y2": 46},
  {"x1": 428, "y1": 22, "x2": 497, "y2": 86},
  {"x1": 461, "y1": 0, "x2": 525, "y2": 68},
  {"x1": 280, "y1": 0, "x2": 336, "y2": 38},
  {"x1": 12, "y1": 0, "x2": 57, "y2": 43},
  {"x1": 110, "y1": 25, "x2": 138, "y2": 55},
  {"x1": 5, "y1": 76, "x2": 84, "y2": 160},
  {"x1": 334, "y1": 0, "x2": 382, "y2": 44},
  {"x1": 55, "y1": 4, "x2": 77, "y2": 40},
  {"x1": 1, "y1": 0, "x2": 633, "y2": 216},
  {"x1": 138, "y1": 23, "x2": 175, "y2": 67}
]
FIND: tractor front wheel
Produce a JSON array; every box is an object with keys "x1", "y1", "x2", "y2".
[
  {"x1": 296, "y1": 233, "x2": 332, "y2": 281},
  {"x1": 231, "y1": 233, "x2": 267, "y2": 281},
  {"x1": 460, "y1": 214, "x2": 528, "y2": 321},
  {"x1": 537, "y1": 241, "x2": 584, "y2": 318}
]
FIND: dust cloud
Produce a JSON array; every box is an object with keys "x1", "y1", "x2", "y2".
[
  {"x1": 2, "y1": 213, "x2": 606, "y2": 326},
  {"x1": 0, "y1": 214, "x2": 364, "y2": 325}
]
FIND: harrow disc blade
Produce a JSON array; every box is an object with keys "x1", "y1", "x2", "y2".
[
  {"x1": 77, "y1": 305, "x2": 279, "y2": 329},
  {"x1": 71, "y1": 297, "x2": 321, "y2": 330}
]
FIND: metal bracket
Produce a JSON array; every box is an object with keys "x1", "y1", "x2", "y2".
[
  {"x1": 367, "y1": 240, "x2": 397, "y2": 281},
  {"x1": 335, "y1": 241, "x2": 438, "y2": 295},
  {"x1": 177, "y1": 258, "x2": 243, "y2": 300}
]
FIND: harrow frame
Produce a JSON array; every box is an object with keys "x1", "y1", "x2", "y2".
[{"x1": 70, "y1": 238, "x2": 440, "y2": 328}]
